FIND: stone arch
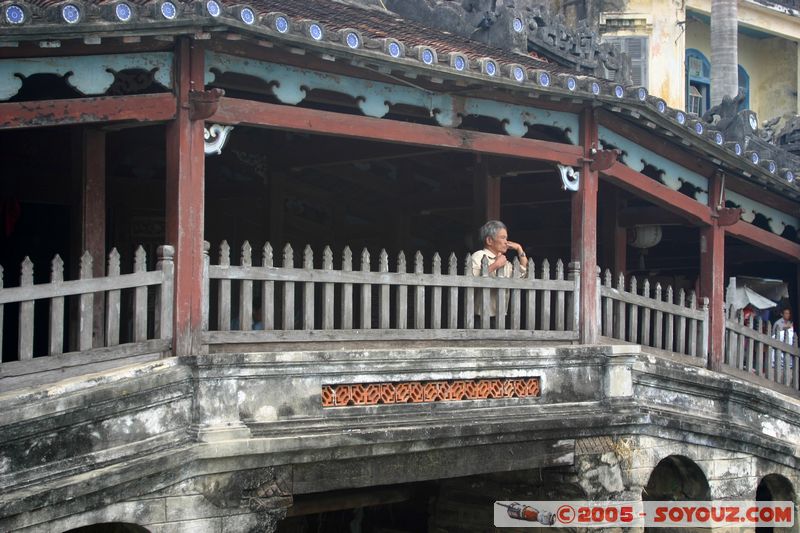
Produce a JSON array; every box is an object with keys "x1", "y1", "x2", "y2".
[
  {"x1": 642, "y1": 455, "x2": 711, "y2": 501},
  {"x1": 63, "y1": 524, "x2": 151, "y2": 533},
  {"x1": 756, "y1": 474, "x2": 797, "y2": 533}
]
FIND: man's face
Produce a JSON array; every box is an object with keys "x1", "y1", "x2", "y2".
[
  {"x1": 487, "y1": 228, "x2": 509, "y2": 254},
  {"x1": 783, "y1": 309, "x2": 792, "y2": 321}
]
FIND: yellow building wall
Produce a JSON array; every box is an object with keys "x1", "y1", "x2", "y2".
[{"x1": 686, "y1": 19, "x2": 797, "y2": 122}]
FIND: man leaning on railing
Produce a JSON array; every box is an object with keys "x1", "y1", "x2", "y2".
[{"x1": 471, "y1": 220, "x2": 529, "y2": 327}]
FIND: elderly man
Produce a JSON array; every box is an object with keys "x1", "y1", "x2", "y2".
[{"x1": 471, "y1": 220, "x2": 528, "y2": 322}]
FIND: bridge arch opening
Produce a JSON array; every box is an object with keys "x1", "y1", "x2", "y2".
[
  {"x1": 642, "y1": 455, "x2": 711, "y2": 502},
  {"x1": 756, "y1": 473, "x2": 796, "y2": 533},
  {"x1": 64, "y1": 524, "x2": 151, "y2": 533}
]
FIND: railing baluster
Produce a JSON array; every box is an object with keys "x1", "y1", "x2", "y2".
[
  {"x1": 431, "y1": 253, "x2": 442, "y2": 329},
  {"x1": 664, "y1": 285, "x2": 674, "y2": 352},
  {"x1": 653, "y1": 283, "x2": 663, "y2": 349},
  {"x1": 217, "y1": 241, "x2": 231, "y2": 331},
  {"x1": 339, "y1": 246, "x2": 353, "y2": 329},
  {"x1": 156, "y1": 245, "x2": 174, "y2": 340},
  {"x1": 49, "y1": 255, "x2": 65, "y2": 355},
  {"x1": 628, "y1": 276, "x2": 639, "y2": 344},
  {"x1": 304, "y1": 245, "x2": 315, "y2": 330},
  {"x1": 726, "y1": 307, "x2": 737, "y2": 367},
  {"x1": 414, "y1": 251, "x2": 425, "y2": 329},
  {"x1": 676, "y1": 289, "x2": 686, "y2": 355},
  {"x1": 106, "y1": 249, "x2": 122, "y2": 346},
  {"x1": 463, "y1": 253, "x2": 474, "y2": 330},
  {"x1": 554, "y1": 259, "x2": 565, "y2": 331},
  {"x1": 700, "y1": 297, "x2": 709, "y2": 361},
  {"x1": 755, "y1": 317, "x2": 764, "y2": 375},
  {"x1": 737, "y1": 310, "x2": 746, "y2": 371},
  {"x1": 282, "y1": 244, "x2": 295, "y2": 330},
  {"x1": 19, "y1": 257, "x2": 34, "y2": 359},
  {"x1": 496, "y1": 257, "x2": 507, "y2": 331},
  {"x1": 509, "y1": 258, "x2": 521, "y2": 330},
  {"x1": 567, "y1": 261, "x2": 580, "y2": 332},
  {"x1": 132, "y1": 247, "x2": 147, "y2": 343},
  {"x1": 688, "y1": 291, "x2": 698, "y2": 357},
  {"x1": 396, "y1": 251, "x2": 407, "y2": 329},
  {"x1": 202, "y1": 241, "x2": 210, "y2": 332},
  {"x1": 541, "y1": 259, "x2": 551, "y2": 331},
  {"x1": 479, "y1": 255, "x2": 490, "y2": 330},
  {"x1": 360, "y1": 248, "x2": 371, "y2": 330},
  {"x1": 322, "y1": 246, "x2": 334, "y2": 330},
  {"x1": 793, "y1": 334, "x2": 799, "y2": 391},
  {"x1": 447, "y1": 253, "x2": 458, "y2": 329},
  {"x1": 240, "y1": 242, "x2": 253, "y2": 331},
  {"x1": 378, "y1": 249, "x2": 390, "y2": 329},
  {"x1": 614, "y1": 272, "x2": 625, "y2": 341},
  {"x1": 525, "y1": 261, "x2": 537, "y2": 331},
  {"x1": 262, "y1": 243, "x2": 274, "y2": 331},
  {"x1": 602, "y1": 269, "x2": 612, "y2": 336},
  {"x1": 641, "y1": 280, "x2": 651, "y2": 346}
]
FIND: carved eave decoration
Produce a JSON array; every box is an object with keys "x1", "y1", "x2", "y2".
[{"x1": 1, "y1": 0, "x2": 800, "y2": 207}]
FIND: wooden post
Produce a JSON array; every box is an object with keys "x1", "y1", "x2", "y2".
[
  {"x1": 473, "y1": 155, "x2": 500, "y2": 228},
  {"x1": 700, "y1": 173, "x2": 726, "y2": 371},
  {"x1": 83, "y1": 128, "x2": 106, "y2": 347},
  {"x1": 572, "y1": 107, "x2": 599, "y2": 344},
  {"x1": 166, "y1": 37, "x2": 206, "y2": 356},
  {"x1": 600, "y1": 189, "x2": 626, "y2": 276}
]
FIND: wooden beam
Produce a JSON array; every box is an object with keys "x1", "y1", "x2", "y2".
[
  {"x1": 600, "y1": 162, "x2": 713, "y2": 226},
  {"x1": 0, "y1": 94, "x2": 176, "y2": 130},
  {"x1": 724, "y1": 174, "x2": 800, "y2": 218},
  {"x1": 596, "y1": 108, "x2": 716, "y2": 178},
  {"x1": 727, "y1": 220, "x2": 800, "y2": 262},
  {"x1": 572, "y1": 107, "x2": 599, "y2": 344},
  {"x1": 165, "y1": 38, "x2": 205, "y2": 356},
  {"x1": 617, "y1": 206, "x2": 689, "y2": 227},
  {"x1": 213, "y1": 98, "x2": 584, "y2": 166}
]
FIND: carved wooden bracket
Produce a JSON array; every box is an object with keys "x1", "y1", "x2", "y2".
[
  {"x1": 589, "y1": 148, "x2": 622, "y2": 172},
  {"x1": 189, "y1": 88, "x2": 225, "y2": 120},
  {"x1": 715, "y1": 206, "x2": 742, "y2": 227}
]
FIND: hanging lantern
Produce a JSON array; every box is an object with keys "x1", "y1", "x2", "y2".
[{"x1": 627, "y1": 225, "x2": 662, "y2": 249}]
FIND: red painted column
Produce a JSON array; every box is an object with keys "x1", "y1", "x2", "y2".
[
  {"x1": 572, "y1": 107, "x2": 599, "y2": 344},
  {"x1": 700, "y1": 173, "x2": 726, "y2": 371},
  {"x1": 166, "y1": 38, "x2": 205, "y2": 356}
]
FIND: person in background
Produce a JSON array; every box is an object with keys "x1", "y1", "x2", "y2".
[
  {"x1": 772, "y1": 307, "x2": 794, "y2": 338},
  {"x1": 471, "y1": 220, "x2": 528, "y2": 324}
]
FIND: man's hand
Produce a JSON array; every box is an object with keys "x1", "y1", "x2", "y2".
[
  {"x1": 489, "y1": 253, "x2": 508, "y2": 273},
  {"x1": 506, "y1": 240, "x2": 529, "y2": 267}
]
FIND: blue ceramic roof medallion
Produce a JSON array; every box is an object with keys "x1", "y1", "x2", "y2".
[
  {"x1": 5, "y1": 4, "x2": 24, "y2": 24},
  {"x1": 538, "y1": 72, "x2": 550, "y2": 87},
  {"x1": 62, "y1": 4, "x2": 80, "y2": 23},
  {"x1": 485, "y1": 60, "x2": 497, "y2": 76},
  {"x1": 566, "y1": 77, "x2": 576, "y2": 91},
  {"x1": 453, "y1": 55, "x2": 466, "y2": 71},
  {"x1": 614, "y1": 85, "x2": 624, "y2": 98},
  {"x1": 714, "y1": 132, "x2": 724, "y2": 145},
  {"x1": 388, "y1": 41, "x2": 401, "y2": 58},
  {"x1": 309, "y1": 23, "x2": 323, "y2": 40},
  {"x1": 512, "y1": 17, "x2": 523, "y2": 33},
  {"x1": 591, "y1": 82, "x2": 600, "y2": 95},
  {"x1": 421, "y1": 48, "x2": 434, "y2": 65},
  {"x1": 751, "y1": 152, "x2": 760, "y2": 165},
  {"x1": 274, "y1": 15, "x2": 289, "y2": 32},
  {"x1": 205, "y1": 0, "x2": 220, "y2": 17},
  {"x1": 694, "y1": 122, "x2": 704, "y2": 135},
  {"x1": 160, "y1": 1, "x2": 176, "y2": 20},
  {"x1": 676, "y1": 111, "x2": 686, "y2": 125},
  {"x1": 115, "y1": 2, "x2": 132, "y2": 21},
  {"x1": 786, "y1": 171, "x2": 795, "y2": 183},
  {"x1": 513, "y1": 66, "x2": 525, "y2": 82},
  {"x1": 657, "y1": 100, "x2": 666, "y2": 113},
  {"x1": 637, "y1": 87, "x2": 647, "y2": 101},
  {"x1": 346, "y1": 32, "x2": 360, "y2": 48},
  {"x1": 240, "y1": 7, "x2": 255, "y2": 25}
]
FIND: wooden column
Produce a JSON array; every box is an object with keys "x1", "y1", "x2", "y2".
[
  {"x1": 166, "y1": 37, "x2": 206, "y2": 356},
  {"x1": 600, "y1": 188, "x2": 626, "y2": 277},
  {"x1": 572, "y1": 107, "x2": 599, "y2": 344},
  {"x1": 83, "y1": 128, "x2": 106, "y2": 346},
  {"x1": 700, "y1": 173, "x2": 726, "y2": 371},
  {"x1": 472, "y1": 155, "x2": 500, "y2": 229}
]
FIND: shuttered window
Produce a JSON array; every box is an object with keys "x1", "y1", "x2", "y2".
[{"x1": 603, "y1": 36, "x2": 649, "y2": 87}]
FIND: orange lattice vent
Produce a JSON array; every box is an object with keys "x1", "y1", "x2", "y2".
[{"x1": 321, "y1": 378, "x2": 540, "y2": 407}]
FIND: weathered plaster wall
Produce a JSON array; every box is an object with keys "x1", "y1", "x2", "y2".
[
  {"x1": 686, "y1": 19, "x2": 798, "y2": 122},
  {"x1": 599, "y1": 0, "x2": 687, "y2": 108}
]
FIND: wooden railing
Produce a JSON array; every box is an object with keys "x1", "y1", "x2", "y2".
[
  {"x1": 724, "y1": 308, "x2": 799, "y2": 392},
  {"x1": 599, "y1": 270, "x2": 708, "y2": 360},
  {"x1": 0, "y1": 246, "x2": 173, "y2": 372},
  {"x1": 202, "y1": 241, "x2": 580, "y2": 343}
]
